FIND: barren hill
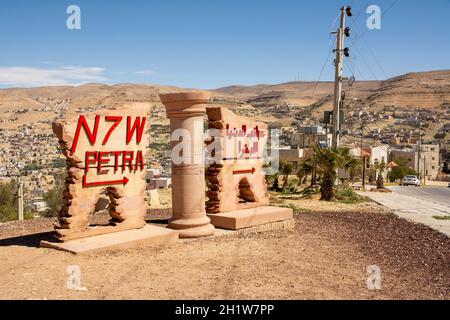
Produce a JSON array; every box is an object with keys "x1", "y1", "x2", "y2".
[
  {"x1": 212, "y1": 70, "x2": 450, "y2": 114},
  {"x1": 0, "y1": 70, "x2": 449, "y2": 131},
  {"x1": 0, "y1": 83, "x2": 186, "y2": 111}
]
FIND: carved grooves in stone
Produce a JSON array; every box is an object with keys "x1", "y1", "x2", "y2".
[
  {"x1": 55, "y1": 150, "x2": 80, "y2": 238},
  {"x1": 205, "y1": 118, "x2": 224, "y2": 213},
  {"x1": 106, "y1": 187, "x2": 125, "y2": 223},
  {"x1": 206, "y1": 163, "x2": 223, "y2": 213}
]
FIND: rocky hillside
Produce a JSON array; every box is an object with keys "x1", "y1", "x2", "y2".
[
  {"x1": 0, "y1": 70, "x2": 449, "y2": 130},
  {"x1": 212, "y1": 70, "x2": 450, "y2": 114}
]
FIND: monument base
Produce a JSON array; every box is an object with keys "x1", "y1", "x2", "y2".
[
  {"x1": 207, "y1": 206, "x2": 294, "y2": 230},
  {"x1": 40, "y1": 224, "x2": 179, "y2": 255}
]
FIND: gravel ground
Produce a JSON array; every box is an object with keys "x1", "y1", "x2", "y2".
[{"x1": 0, "y1": 209, "x2": 448, "y2": 300}]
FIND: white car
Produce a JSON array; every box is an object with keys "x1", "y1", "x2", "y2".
[{"x1": 401, "y1": 175, "x2": 420, "y2": 187}]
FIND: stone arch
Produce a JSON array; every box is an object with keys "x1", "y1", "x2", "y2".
[{"x1": 237, "y1": 178, "x2": 256, "y2": 203}]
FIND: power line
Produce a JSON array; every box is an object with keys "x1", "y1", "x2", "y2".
[
  {"x1": 347, "y1": 0, "x2": 372, "y2": 28},
  {"x1": 361, "y1": 36, "x2": 388, "y2": 79},
  {"x1": 353, "y1": 43, "x2": 379, "y2": 80},
  {"x1": 308, "y1": 37, "x2": 336, "y2": 106},
  {"x1": 346, "y1": 58, "x2": 367, "y2": 81},
  {"x1": 349, "y1": 0, "x2": 400, "y2": 48}
]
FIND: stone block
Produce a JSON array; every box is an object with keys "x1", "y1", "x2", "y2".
[
  {"x1": 40, "y1": 224, "x2": 179, "y2": 254},
  {"x1": 208, "y1": 206, "x2": 294, "y2": 230}
]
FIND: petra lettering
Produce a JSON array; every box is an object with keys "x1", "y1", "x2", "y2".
[
  {"x1": 49, "y1": 103, "x2": 150, "y2": 241},
  {"x1": 42, "y1": 93, "x2": 293, "y2": 254}
]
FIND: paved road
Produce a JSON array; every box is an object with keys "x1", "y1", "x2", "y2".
[
  {"x1": 389, "y1": 186, "x2": 450, "y2": 208},
  {"x1": 359, "y1": 187, "x2": 450, "y2": 237}
]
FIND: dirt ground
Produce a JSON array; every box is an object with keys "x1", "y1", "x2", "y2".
[{"x1": 0, "y1": 206, "x2": 449, "y2": 300}]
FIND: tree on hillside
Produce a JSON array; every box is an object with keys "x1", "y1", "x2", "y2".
[
  {"x1": 43, "y1": 170, "x2": 66, "y2": 218},
  {"x1": 0, "y1": 181, "x2": 15, "y2": 206},
  {"x1": 0, "y1": 181, "x2": 17, "y2": 222},
  {"x1": 388, "y1": 157, "x2": 417, "y2": 183}
]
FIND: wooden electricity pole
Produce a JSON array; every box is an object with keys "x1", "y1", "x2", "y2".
[{"x1": 332, "y1": 6, "x2": 349, "y2": 148}]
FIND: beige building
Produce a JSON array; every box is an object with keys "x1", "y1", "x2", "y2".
[
  {"x1": 278, "y1": 148, "x2": 306, "y2": 166},
  {"x1": 415, "y1": 144, "x2": 440, "y2": 181},
  {"x1": 390, "y1": 144, "x2": 440, "y2": 181},
  {"x1": 291, "y1": 126, "x2": 332, "y2": 149}
]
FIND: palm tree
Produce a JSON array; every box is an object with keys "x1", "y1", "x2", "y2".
[
  {"x1": 297, "y1": 159, "x2": 313, "y2": 186},
  {"x1": 374, "y1": 161, "x2": 387, "y2": 189},
  {"x1": 279, "y1": 161, "x2": 295, "y2": 190},
  {"x1": 313, "y1": 145, "x2": 357, "y2": 201},
  {"x1": 340, "y1": 148, "x2": 361, "y2": 173},
  {"x1": 340, "y1": 148, "x2": 361, "y2": 182}
]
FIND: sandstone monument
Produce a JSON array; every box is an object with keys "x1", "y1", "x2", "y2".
[
  {"x1": 159, "y1": 92, "x2": 216, "y2": 238},
  {"x1": 50, "y1": 103, "x2": 151, "y2": 241},
  {"x1": 202, "y1": 106, "x2": 293, "y2": 230},
  {"x1": 205, "y1": 107, "x2": 270, "y2": 214},
  {"x1": 41, "y1": 103, "x2": 178, "y2": 253},
  {"x1": 41, "y1": 92, "x2": 293, "y2": 253}
]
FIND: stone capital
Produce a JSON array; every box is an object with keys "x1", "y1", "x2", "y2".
[{"x1": 159, "y1": 91, "x2": 210, "y2": 118}]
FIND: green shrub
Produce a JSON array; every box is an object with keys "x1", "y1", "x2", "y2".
[
  {"x1": 42, "y1": 170, "x2": 66, "y2": 218},
  {"x1": 334, "y1": 185, "x2": 369, "y2": 204},
  {"x1": 0, "y1": 204, "x2": 17, "y2": 222}
]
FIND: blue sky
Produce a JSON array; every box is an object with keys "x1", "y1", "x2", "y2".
[{"x1": 0, "y1": 0, "x2": 449, "y2": 88}]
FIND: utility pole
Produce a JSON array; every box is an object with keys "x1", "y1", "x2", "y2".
[
  {"x1": 423, "y1": 156, "x2": 427, "y2": 186},
  {"x1": 332, "y1": 6, "x2": 351, "y2": 148},
  {"x1": 417, "y1": 121, "x2": 422, "y2": 179},
  {"x1": 17, "y1": 176, "x2": 24, "y2": 221},
  {"x1": 360, "y1": 119, "x2": 366, "y2": 189}
]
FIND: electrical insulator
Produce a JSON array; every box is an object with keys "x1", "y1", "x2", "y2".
[
  {"x1": 343, "y1": 47, "x2": 350, "y2": 57},
  {"x1": 346, "y1": 6, "x2": 352, "y2": 17},
  {"x1": 344, "y1": 27, "x2": 350, "y2": 37}
]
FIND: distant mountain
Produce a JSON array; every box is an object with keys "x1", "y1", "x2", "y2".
[
  {"x1": 0, "y1": 70, "x2": 449, "y2": 127},
  {"x1": 212, "y1": 69, "x2": 450, "y2": 112},
  {"x1": 0, "y1": 83, "x2": 187, "y2": 112}
]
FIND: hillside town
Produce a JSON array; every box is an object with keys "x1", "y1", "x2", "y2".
[
  {"x1": 278, "y1": 104, "x2": 450, "y2": 183},
  {"x1": 0, "y1": 101, "x2": 174, "y2": 215},
  {"x1": 1, "y1": 94, "x2": 449, "y2": 219},
  {"x1": 1, "y1": 1, "x2": 450, "y2": 303}
]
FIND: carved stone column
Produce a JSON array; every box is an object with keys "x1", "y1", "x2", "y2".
[{"x1": 159, "y1": 92, "x2": 215, "y2": 238}]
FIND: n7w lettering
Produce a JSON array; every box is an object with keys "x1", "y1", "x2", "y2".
[
  {"x1": 71, "y1": 115, "x2": 146, "y2": 155},
  {"x1": 69, "y1": 115, "x2": 147, "y2": 176}
]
